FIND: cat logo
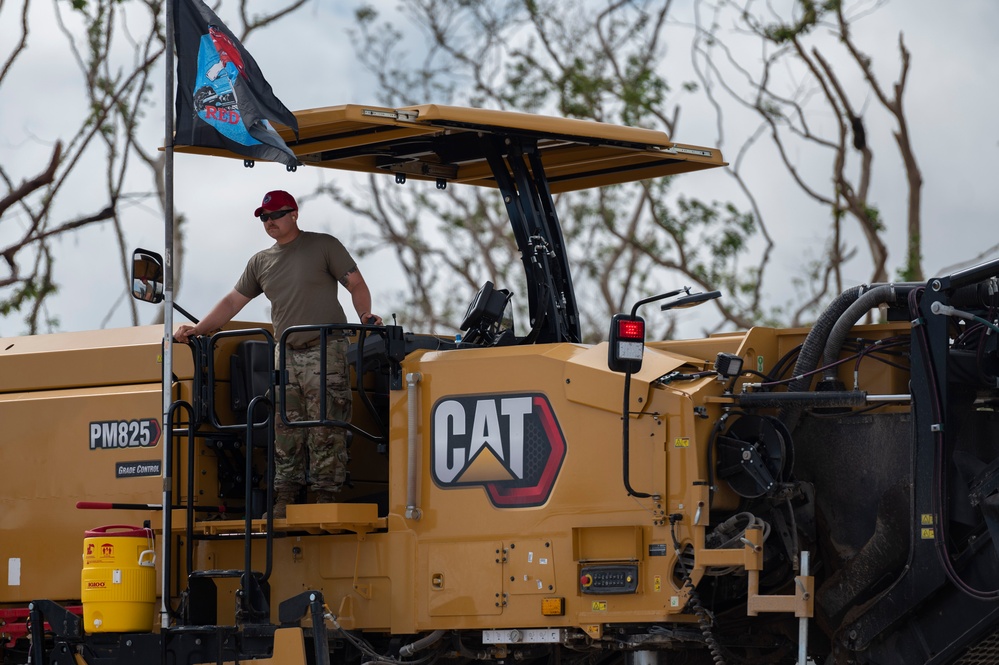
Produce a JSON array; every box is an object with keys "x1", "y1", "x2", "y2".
[{"x1": 431, "y1": 393, "x2": 566, "y2": 508}]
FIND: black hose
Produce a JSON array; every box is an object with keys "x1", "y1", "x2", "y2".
[
  {"x1": 399, "y1": 630, "x2": 446, "y2": 657},
  {"x1": 951, "y1": 280, "x2": 999, "y2": 309},
  {"x1": 780, "y1": 286, "x2": 865, "y2": 430},
  {"x1": 821, "y1": 284, "x2": 904, "y2": 373},
  {"x1": 623, "y1": 370, "x2": 652, "y2": 498},
  {"x1": 786, "y1": 285, "x2": 865, "y2": 395},
  {"x1": 670, "y1": 516, "x2": 726, "y2": 665}
]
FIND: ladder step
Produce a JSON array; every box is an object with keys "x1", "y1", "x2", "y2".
[{"x1": 189, "y1": 569, "x2": 262, "y2": 579}]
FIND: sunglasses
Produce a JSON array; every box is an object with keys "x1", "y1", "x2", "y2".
[{"x1": 259, "y1": 209, "x2": 294, "y2": 222}]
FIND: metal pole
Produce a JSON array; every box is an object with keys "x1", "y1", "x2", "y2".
[
  {"x1": 161, "y1": 0, "x2": 176, "y2": 632},
  {"x1": 798, "y1": 551, "x2": 810, "y2": 665}
]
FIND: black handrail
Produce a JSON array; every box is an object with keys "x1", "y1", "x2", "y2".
[
  {"x1": 181, "y1": 330, "x2": 278, "y2": 623},
  {"x1": 204, "y1": 328, "x2": 275, "y2": 433},
  {"x1": 278, "y1": 323, "x2": 389, "y2": 445},
  {"x1": 167, "y1": 399, "x2": 195, "y2": 621},
  {"x1": 245, "y1": 391, "x2": 275, "y2": 583}
]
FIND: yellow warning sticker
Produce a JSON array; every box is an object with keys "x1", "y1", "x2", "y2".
[
  {"x1": 921, "y1": 514, "x2": 934, "y2": 525},
  {"x1": 921, "y1": 528, "x2": 935, "y2": 540},
  {"x1": 674, "y1": 437, "x2": 690, "y2": 448},
  {"x1": 591, "y1": 601, "x2": 607, "y2": 612},
  {"x1": 654, "y1": 575, "x2": 662, "y2": 592}
]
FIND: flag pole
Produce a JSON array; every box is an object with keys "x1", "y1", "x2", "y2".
[
  {"x1": 160, "y1": 0, "x2": 301, "y2": 631},
  {"x1": 161, "y1": 0, "x2": 176, "y2": 632}
]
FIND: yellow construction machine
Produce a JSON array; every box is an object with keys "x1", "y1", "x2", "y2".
[{"x1": 3, "y1": 104, "x2": 999, "y2": 665}]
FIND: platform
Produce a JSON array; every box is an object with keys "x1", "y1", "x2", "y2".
[{"x1": 169, "y1": 503, "x2": 385, "y2": 536}]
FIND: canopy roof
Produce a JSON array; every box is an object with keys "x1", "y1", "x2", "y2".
[{"x1": 174, "y1": 104, "x2": 725, "y2": 193}]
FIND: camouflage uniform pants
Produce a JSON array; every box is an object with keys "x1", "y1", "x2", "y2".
[{"x1": 273, "y1": 337, "x2": 351, "y2": 495}]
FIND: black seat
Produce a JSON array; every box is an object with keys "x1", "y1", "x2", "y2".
[{"x1": 230, "y1": 340, "x2": 272, "y2": 441}]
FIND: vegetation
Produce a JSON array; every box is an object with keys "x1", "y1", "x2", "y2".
[
  {"x1": 0, "y1": 0, "x2": 310, "y2": 334},
  {"x1": 1, "y1": 0, "x2": 922, "y2": 338},
  {"x1": 334, "y1": 0, "x2": 923, "y2": 338}
]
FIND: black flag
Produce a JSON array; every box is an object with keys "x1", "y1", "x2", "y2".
[{"x1": 174, "y1": 0, "x2": 300, "y2": 168}]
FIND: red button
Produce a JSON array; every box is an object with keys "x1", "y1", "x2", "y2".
[{"x1": 580, "y1": 574, "x2": 593, "y2": 587}]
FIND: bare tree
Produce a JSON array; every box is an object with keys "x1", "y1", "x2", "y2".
[
  {"x1": 692, "y1": 0, "x2": 923, "y2": 324},
  {"x1": 339, "y1": 0, "x2": 923, "y2": 338},
  {"x1": 0, "y1": 0, "x2": 312, "y2": 334},
  {"x1": 342, "y1": 0, "x2": 766, "y2": 341}
]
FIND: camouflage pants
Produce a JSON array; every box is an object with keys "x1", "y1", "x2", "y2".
[{"x1": 273, "y1": 338, "x2": 351, "y2": 495}]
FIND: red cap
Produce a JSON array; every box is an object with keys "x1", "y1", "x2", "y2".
[{"x1": 254, "y1": 190, "x2": 298, "y2": 218}]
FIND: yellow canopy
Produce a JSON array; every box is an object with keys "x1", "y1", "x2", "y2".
[{"x1": 175, "y1": 104, "x2": 725, "y2": 193}]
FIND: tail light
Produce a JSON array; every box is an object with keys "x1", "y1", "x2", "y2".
[{"x1": 608, "y1": 314, "x2": 645, "y2": 373}]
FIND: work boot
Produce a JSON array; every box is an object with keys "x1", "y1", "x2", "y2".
[
  {"x1": 314, "y1": 489, "x2": 337, "y2": 504},
  {"x1": 272, "y1": 489, "x2": 298, "y2": 519}
]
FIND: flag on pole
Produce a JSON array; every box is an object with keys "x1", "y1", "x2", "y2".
[{"x1": 174, "y1": 0, "x2": 300, "y2": 168}]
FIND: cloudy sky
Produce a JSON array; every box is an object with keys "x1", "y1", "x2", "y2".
[{"x1": 1, "y1": 0, "x2": 998, "y2": 337}]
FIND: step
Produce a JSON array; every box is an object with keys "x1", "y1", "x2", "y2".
[{"x1": 188, "y1": 502, "x2": 384, "y2": 536}]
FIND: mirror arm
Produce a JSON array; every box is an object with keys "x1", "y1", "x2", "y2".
[
  {"x1": 173, "y1": 302, "x2": 200, "y2": 325},
  {"x1": 630, "y1": 288, "x2": 689, "y2": 318}
]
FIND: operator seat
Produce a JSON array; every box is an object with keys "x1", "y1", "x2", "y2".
[{"x1": 230, "y1": 340, "x2": 272, "y2": 446}]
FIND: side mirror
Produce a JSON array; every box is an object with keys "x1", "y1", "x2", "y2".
[
  {"x1": 660, "y1": 290, "x2": 721, "y2": 311},
  {"x1": 131, "y1": 249, "x2": 165, "y2": 304}
]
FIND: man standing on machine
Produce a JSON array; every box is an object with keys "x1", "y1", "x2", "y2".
[{"x1": 175, "y1": 190, "x2": 382, "y2": 517}]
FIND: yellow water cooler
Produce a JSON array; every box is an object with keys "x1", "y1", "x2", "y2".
[{"x1": 81, "y1": 525, "x2": 156, "y2": 633}]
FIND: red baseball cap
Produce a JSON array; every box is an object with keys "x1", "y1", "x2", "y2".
[{"x1": 254, "y1": 190, "x2": 298, "y2": 218}]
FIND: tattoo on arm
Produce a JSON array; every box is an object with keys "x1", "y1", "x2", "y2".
[{"x1": 339, "y1": 267, "x2": 357, "y2": 288}]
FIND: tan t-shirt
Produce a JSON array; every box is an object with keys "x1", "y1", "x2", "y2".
[{"x1": 235, "y1": 231, "x2": 356, "y2": 345}]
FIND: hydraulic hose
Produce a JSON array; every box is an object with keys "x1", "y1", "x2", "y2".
[
  {"x1": 821, "y1": 284, "x2": 902, "y2": 375},
  {"x1": 780, "y1": 286, "x2": 865, "y2": 429},
  {"x1": 399, "y1": 630, "x2": 446, "y2": 657},
  {"x1": 786, "y1": 286, "x2": 866, "y2": 395}
]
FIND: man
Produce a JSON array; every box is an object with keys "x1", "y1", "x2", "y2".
[
  {"x1": 175, "y1": 190, "x2": 382, "y2": 518},
  {"x1": 134, "y1": 277, "x2": 157, "y2": 302}
]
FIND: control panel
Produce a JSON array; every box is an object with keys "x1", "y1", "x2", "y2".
[{"x1": 578, "y1": 564, "x2": 639, "y2": 594}]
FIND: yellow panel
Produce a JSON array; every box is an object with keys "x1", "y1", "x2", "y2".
[
  {"x1": 425, "y1": 541, "x2": 504, "y2": 617},
  {"x1": 562, "y1": 343, "x2": 687, "y2": 413},
  {"x1": 573, "y1": 526, "x2": 644, "y2": 562},
  {"x1": 0, "y1": 325, "x2": 183, "y2": 393},
  {"x1": 0, "y1": 384, "x2": 166, "y2": 603},
  {"x1": 505, "y1": 539, "x2": 557, "y2": 595}
]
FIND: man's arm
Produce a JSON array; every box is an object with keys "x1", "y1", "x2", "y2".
[
  {"x1": 341, "y1": 268, "x2": 383, "y2": 325},
  {"x1": 174, "y1": 289, "x2": 251, "y2": 343}
]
